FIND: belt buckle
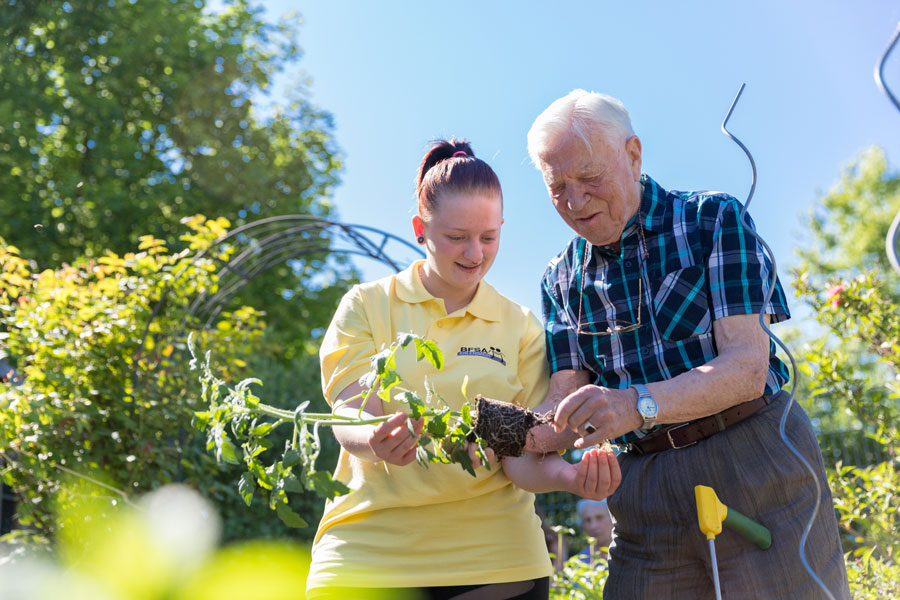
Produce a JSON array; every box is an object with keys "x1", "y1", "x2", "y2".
[
  {"x1": 622, "y1": 442, "x2": 643, "y2": 456},
  {"x1": 666, "y1": 422, "x2": 697, "y2": 450}
]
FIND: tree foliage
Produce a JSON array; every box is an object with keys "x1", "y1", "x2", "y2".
[
  {"x1": 0, "y1": 0, "x2": 356, "y2": 397},
  {"x1": 797, "y1": 147, "x2": 900, "y2": 277},
  {"x1": 0, "y1": 0, "x2": 341, "y2": 267},
  {"x1": 791, "y1": 146, "x2": 900, "y2": 598}
]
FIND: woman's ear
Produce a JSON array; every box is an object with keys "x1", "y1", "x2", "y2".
[{"x1": 412, "y1": 214, "x2": 425, "y2": 241}]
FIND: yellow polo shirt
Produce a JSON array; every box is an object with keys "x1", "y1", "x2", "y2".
[{"x1": 306, "y1": 260, "x2": 552, "y2": 595}]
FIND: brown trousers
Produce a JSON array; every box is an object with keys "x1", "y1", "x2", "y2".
[{"x1": 604, "y1": 391, "x2": 850, "y2": 599}]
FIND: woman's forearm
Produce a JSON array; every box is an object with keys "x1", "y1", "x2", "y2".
[
  {"x1": 332, "y1": 406, "x2": 381, "y2": 462},
  {"x1": 502, "y1": 452, "x2": 571, "y2": 494}
]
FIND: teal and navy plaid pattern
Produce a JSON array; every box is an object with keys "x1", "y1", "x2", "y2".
[{"x1": 541, "y1": 174, "x2": 791, "y2": 444}]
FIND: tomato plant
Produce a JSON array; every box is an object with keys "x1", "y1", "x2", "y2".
[{"x1": 190, "y1": 332, "x2": 545, "y2": 527}]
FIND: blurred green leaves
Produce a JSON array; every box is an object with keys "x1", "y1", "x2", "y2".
[
  {"x1": 1, "y1": 483, "x2": 316, "y2": 600},
  {"x1": 791, "y1": 146, "x2": 900, "y2": 599}
]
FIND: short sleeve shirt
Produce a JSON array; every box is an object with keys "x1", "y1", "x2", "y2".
[
  {"x1": 307, "y1": 260, "x2": 552, "y2": 594},
  {"x1": 540, "y1": 174, "x2": 791, "y2": 444}
]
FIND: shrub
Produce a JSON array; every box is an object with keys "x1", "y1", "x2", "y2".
[{"x1": 0, "y1": 217, "x2": 287, "y2": 546}]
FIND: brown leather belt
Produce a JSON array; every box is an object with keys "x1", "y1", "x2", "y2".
[{"x1": 628, "y1": 394, "x2": 773, "y2": 455}]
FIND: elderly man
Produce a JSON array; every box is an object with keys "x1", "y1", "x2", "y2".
[{"x1": 524, "y1": 90, "x2": 849, "y2": 599}]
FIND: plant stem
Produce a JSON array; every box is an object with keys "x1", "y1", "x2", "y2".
[{"x1": 236, "y1": 402, "x2": 459, "y2": 427}]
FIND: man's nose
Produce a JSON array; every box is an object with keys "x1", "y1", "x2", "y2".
[{"x1": 566, "y1": 182, "x2": 590, "y2": 211}]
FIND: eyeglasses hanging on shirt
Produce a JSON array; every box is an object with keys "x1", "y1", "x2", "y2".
[{"x1": 575, "y1": 221, "x2": 649, "y2": 336}]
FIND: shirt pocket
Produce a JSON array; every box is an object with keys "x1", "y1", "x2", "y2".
[{"x1": 651, "y1": 265, "x2": 711, "y2": 342}]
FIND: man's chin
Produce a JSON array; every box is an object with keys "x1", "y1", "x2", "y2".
[{"x1": 582, "y1": 233, "x2": 619, "y2": 247}]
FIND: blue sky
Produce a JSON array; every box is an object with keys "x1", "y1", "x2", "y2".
[{"x1": 254, "y1": 1, "x2": 900, "y2": 320}]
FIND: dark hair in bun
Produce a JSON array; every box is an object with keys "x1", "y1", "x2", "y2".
[{"x1": 415, "y1": 137, "x2": 502, "y2": 215}]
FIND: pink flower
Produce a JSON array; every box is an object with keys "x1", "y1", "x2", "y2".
[{"x1": 826, "y1": 283, "x2": 846, "y2": 309}]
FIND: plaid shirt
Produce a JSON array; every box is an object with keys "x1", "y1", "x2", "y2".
[{"x1": 541, "y1": 174, "x2": 791, "y2": 444}]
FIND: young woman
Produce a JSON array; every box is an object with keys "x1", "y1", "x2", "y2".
[{"x1": 305, "y1": 139, "x2": 620, "y2": 600}]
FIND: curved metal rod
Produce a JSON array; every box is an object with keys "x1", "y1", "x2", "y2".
[
  {"x1": 202, "y1": 221, "x2": 418, "y2": 308},
  {"x1": 198, "y1": 247, "x2": 390, "y2": 327},
  {"x1": 135, "y1": 215, "x2": 424, "y2": 394},
  {"x1": 187, "y1": 240, "x2": 333, "y2": 320},
  {"x1": 198, "y1": 244, "x2": 333, "y2": 326},
  {"x1": 193, "y1": 214, "x2": 423, "y2": 264},
  {"x1": 888, "y1": 210, "x2": 900, "y2": 275},
  {"x1": 721, "y1": 84, "x2": 837, "y2": 600},
  {"x1": 875, "y1": 22, "x2": 900, "y2": 113},
  {"x1": 875, "y1": 21, "x2": 900, "y2": 275}
]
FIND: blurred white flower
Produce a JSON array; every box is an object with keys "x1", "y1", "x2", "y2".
[{"x1": 140, "y1": 484, "x2": 221, "y2": 571}]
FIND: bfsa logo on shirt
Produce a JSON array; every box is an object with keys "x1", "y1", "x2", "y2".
[{"x1": 457, "y1": 345, "x2": 506, "y2": 366}]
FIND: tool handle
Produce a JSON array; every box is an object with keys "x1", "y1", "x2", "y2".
[{"x1": 724, "y1": 508, "x2": 772, "y2": 550}]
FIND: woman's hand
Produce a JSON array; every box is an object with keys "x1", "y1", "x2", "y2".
[
  {"x1": 500, "y1": 445, "x2": 621, "y2": 498},
  {"x1": 368, "y1": 412, "x2": 424, "y2": 466},
  {"x1": 562, "y1": 447, "x2": 621, "y2": 500},
  {"x1": 466, "y1": 443, "x2": 498, "y2": 470}
]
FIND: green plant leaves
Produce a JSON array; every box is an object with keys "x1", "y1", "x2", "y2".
[
  {"x1": 274, "y1": 501, "x2": 308, "y2": 528},
  {"x1": 304, "y1": 472, "x2": 351, "y2": 499},
  {"x1": 377, "y1": 368, "x2": 402, "y2": 401},
  {"x1": 424, "y1": 409, "x2": 451, "y2": 438},
  {"x1": 414, "y1": 337, "x2": 444, "y2": 370},
  {"x1": 238, "y1": 473, "x2": 255, "y2": 507},
  {"x1": 282, "y1": 448, "x2": 301, "y2": 469},
  {"x1": 394, "y1": 391, "x2": 427, "y2": 419},
  {"x1": 190, "y1": 330, "x2": 498, "y2": 537},
  {"x1": 215, "y1": 430, "x2": 240, "y2": 466}
]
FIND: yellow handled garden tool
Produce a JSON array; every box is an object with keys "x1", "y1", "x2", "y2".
[{"x1": 695, "y1": 485, "x2": 772, "y2": 600}]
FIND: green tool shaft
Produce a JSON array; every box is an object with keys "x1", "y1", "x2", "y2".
[{"x1": 725, "y1": 508, "x2": 772, "y2": 550}]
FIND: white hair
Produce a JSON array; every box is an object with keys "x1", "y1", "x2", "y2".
[
  {"x1": 526, "y1": 89, "x2": 635, "y2": 166},
  {"x1": 576, "y1": 498, "x2": 609, "y2": 523}
]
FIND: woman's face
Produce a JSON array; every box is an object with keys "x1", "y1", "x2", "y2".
[{"x1": 415, "y1": 188, "x2": 503, "y2": 301}]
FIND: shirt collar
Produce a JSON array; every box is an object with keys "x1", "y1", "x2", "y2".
[
  {"x1": 395, "y1": 259, "x2": 502, "y2": 322},
  {"x1": 588, "y1": 174, "x2": 668, "y2": 259},
  {"x1": 395, "y1": 259, "x2": 432, "y2": 304},
  {"x1": 638, "y1": 173, "x2": 669, "y2": 233}
]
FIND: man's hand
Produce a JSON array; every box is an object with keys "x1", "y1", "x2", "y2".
[
  {"x1": 368, "y1": 412, "x2": 424, "y2": 466},
  {"x1": 553, "y1": 385, "x2": 642, "y2": 448},
  {"x1": 523, "y1": 369, "x2": 590, "y2": 453},
  {"x1": 562, "y1": 447, "x2": 622, "y2": 500}
]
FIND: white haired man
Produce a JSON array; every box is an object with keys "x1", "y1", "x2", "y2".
[{"x1": 524, "y1": 89, "x2": 850, "y2": 599}]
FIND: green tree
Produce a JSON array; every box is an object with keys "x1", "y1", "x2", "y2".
[
  {"x1": 0, "y1": 0, "x2": 356, "y2": 365},
  {"x1": 791, "y1": 146, "x2": 900, "y2": 599},
  {"x1": 0, "y1": 0, "x2": 340, "y2": 266}
]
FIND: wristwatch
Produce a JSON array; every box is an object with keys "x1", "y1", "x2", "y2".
[{"x1": 632, "y1": 383, "x2": 658, "y2": 430}]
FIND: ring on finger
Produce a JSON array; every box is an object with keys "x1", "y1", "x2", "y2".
[{"x1": 584, "y1": 421, "x2": 597, "y2": 435}]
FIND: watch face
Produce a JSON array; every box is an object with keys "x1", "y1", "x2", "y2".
[{"x1": 638, "y1": 396, "x2": 658, "y2": 417}]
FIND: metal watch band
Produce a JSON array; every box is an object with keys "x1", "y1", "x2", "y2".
[{"x1": 633, "y1": 382, "x2": 658, "y2": 430}]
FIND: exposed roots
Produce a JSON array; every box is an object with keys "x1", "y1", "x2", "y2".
[{"x1": 473, "y1": 395, "x2": 553, "y2": 458}]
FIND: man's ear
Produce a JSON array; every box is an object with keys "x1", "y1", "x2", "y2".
[{"x1": 625, "y1": 136, "x2": 642, "y2": 181}]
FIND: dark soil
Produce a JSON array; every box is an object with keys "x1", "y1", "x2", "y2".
[{"x1": 473, "y1": 395, "x2": 553, "y2": 458}]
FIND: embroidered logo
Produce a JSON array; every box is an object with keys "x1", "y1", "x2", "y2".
[{"x1": 458, "y1": 346, "x2": 506, "y2": 365}]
